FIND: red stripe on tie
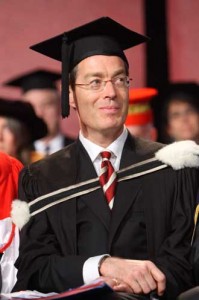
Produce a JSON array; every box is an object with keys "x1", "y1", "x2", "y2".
[{"x1": 99, "y1": 151, "x2": 117, "y2": 208}]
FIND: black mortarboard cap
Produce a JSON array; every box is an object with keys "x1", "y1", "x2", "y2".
[
  {"x1": 29, "y1": 17, "x2": 149, "y2": 118},
  {"x1": 4, "y1": 69, "x2": 61, "y2": 93},
  {"x1": 0, "y1": 98, "x2": 48, "y2": 142}
]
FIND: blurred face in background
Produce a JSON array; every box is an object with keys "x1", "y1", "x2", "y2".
[
  {"x1": 23, "y1": 89, "x2": 60, "y2": 138},
  {"x1": 166, "y1": 100, "x2": 199, "y2": 142},
  {"x1": 0, "y1": 116, "x2": 30, "y2": 159},
  {"x1": 0, "y1": 117, "x2": 17, "y2": 157}
]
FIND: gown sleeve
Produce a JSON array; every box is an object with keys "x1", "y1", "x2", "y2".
[{"x1": 14, "y1": 166, "x2": 89, "y2": 293}]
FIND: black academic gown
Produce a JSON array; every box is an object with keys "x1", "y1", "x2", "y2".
[{"x1": 13, "y1": 134, "x2": 199, "y2": 300}]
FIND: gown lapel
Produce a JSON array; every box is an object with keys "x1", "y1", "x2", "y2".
[
  {"x1": 77, "y1": 142, "x2": 111, "y2": 231},
  {"x1": 108, "y1": 134, "x2": 142, "y2": 248}
]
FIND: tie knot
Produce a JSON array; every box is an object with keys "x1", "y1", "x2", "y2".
[{"x1": 100, "y1": 151, "x2": 111, "y2": 160}]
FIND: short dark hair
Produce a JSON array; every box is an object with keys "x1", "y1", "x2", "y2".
[
  {"x1": 69, "y1": 59, "x2": 129, "y2": 90},
  {"x1": 69, "y1": 65, "x2": 78, "y2": 90}
]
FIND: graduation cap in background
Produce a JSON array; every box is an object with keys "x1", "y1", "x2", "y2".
[
  {"x1": 0, "y1": 98, "x2": 48, "y2": 142},
  {"x1": 125, "y1": 88, "x2": 158, "y2": 126},
  {"x1": 29, "y1": 16, "x2": 149, "y2": 118},
  {"x1": 4, "y1": 69, "x2": 61, "y2": 93}
]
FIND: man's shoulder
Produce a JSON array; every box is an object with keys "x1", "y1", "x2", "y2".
[
  {"x1": 155, "y1": 140, "x2": 199, "y2": 170},
  {"x1": 134, "y1": 137, "x2": 164, "y2": 157},
  {"x1": 131, "y1": 136, "x2": 199, "y2": 171}
]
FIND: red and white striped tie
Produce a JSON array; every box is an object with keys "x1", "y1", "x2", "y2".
[{"x1": 99, "y1": 151, "x2": 117, "y2": 209}]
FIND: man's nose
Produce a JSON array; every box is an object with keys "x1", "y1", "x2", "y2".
[{"x1": 103, "y1": 80, "x2": 117, "y2": 98}]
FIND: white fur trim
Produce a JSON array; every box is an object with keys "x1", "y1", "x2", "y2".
[
  {"x1": 155, "y1": 140, "x2": 199, "y2": 170},
  {"x1": 11, "y1": 200, "x2": 30, "y2": 230}
]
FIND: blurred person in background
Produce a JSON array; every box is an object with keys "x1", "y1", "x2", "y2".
[
  {"x1": 4, "y1": 69, "x2": 74, "y2": 157},
  {"x1": 161, "y1": 82, "x2": 199, "y2": 144},
  {"x1": 0, "y1": 98, "x2": 47, "y2": 164},
  {"x1": 0, "y1": 152, "x2": 23, "y2": 293},
  {"x1": 125, "y1": 88, "x2": 158, "y2": 141}
]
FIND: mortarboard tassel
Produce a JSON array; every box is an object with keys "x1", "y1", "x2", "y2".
[{"x1": 61, "y1": 35, "x2": 70, "y2": 118}]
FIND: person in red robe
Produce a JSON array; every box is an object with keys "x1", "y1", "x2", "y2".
[{"x1": 0, "y1": 152, "x2": 23, "y2": 293}]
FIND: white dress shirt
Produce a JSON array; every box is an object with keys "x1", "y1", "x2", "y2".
[
  {"x1": 79, "y1": 127, "x2": 128, "y2": 284},
  {"x1": 34, "y1": 134, "x2": 65, "y2": 155}
]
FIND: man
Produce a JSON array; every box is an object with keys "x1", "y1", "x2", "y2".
[
  {"x1": 161, "y1": 82, "x2": 199, "y2": 144},
  {"x1": 12, "y1": 17, "x2": 199, "y2": 300},
  {"x1": 125, "y1": 88, "x2": 158, "y2": 141},
  {"x1": 4, "y1": 69, "x2": 74, "y2": 157}
]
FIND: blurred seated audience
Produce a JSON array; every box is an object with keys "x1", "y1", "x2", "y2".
[
  {"x1": 125, "y1": 88, "x2": 158, "y2": 141},
  {"x1": 161, "y1": 82, "x2": 199, "y2": 144},
  {"x1": 0, "y1": 152, "x2": 23, "y2": 293},
  {"x1": 0, "y1": 98, "x2": 47, "y2": 164},
  {"x1": 4, "y1": 69, "x2": 74, "y2": 157}
]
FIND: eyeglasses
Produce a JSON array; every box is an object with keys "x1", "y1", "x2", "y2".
[{"x1": 75, "y1": 76, "x2": 132, "y2": 92}]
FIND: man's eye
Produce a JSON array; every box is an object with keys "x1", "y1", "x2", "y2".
[
  {"x1": 90, "y1": 79, "x2": 102, "y2": 87},
  {"x1": 115, "y1": 77, "x2": 125, "y2": 83}
]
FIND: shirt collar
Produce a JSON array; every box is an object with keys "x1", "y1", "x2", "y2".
[{"x1": 79, "y1": 127, "x2": 128, "y2": 163}]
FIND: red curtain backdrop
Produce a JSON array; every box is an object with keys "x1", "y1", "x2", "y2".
[{"x1": 167, "y1": 0, "x2": 199, "y2": 83}]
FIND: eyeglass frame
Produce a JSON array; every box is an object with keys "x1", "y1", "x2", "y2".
[{"x1": 74, "y1": 76, "x2": 132, "y2": 92}]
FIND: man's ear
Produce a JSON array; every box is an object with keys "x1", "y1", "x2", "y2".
[{"x1": 69, "y1": 86, "x2": 77, "y2": 110}]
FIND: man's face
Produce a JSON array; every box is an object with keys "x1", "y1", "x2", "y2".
[
  {"x1": 23, "y1": 89, "x2": 60, "y2": 137},
  {"x1": 167, "y1": 100, "x2": 199, "y2": 142},
  {"x1": 0, "y1": 117, "x2": 17, "y2": 157},
  {"x1": 69, "y1": 55, "x2": 129, "y2": 140}
]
